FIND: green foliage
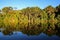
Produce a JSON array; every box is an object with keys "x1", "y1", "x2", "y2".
[
  {"x1": 0, "y1": 5, "x2": 60, "y2": 35},
  {"x1": 2, "y1": 7, "x2": 13, "y2": 13}
]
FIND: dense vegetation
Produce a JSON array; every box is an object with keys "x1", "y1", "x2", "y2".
[{"x1": 0, "y1": 5, "x2": 60, "y2": 36}]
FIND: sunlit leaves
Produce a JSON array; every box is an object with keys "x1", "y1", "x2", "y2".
[
  {"x1": 0, "y1": 5, "x2": 60, "y2": 35},
  {"x1": 9, "y1": 14, "x2": 18, "y2": 27},
  {"x1": 2, "y1": 7, "x2": 13, "y2": 13}
]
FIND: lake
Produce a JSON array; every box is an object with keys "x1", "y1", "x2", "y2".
[
  {"x1": 0, "y1": 24, "x2": 60, "y2": 40},
  {"x1": 0, "y1": 32, "x2": 60, "y2": 40}
]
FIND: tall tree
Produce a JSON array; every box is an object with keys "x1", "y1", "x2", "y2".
[
  {"x1": 55, "y1": 5, "x2": 60, "y2": 17},
  {"x1": 2, "y1": 7, "x2": 13, "y2": 13}
]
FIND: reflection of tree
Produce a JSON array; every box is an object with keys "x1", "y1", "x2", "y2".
[
  {"x1": 43, "y1": 23, "x2": 60, "y2": 36},
  {"x1": 55, "y1": 23, "x2": 60, "y2": 37},
  {"x1": 20, "y1": 25, "x2": 43, "y2": 35},
  {"x1": 44, "y1": 27, "x2": 56, "y2": 36},
  {"x1": 0, "y1": 23, "x2": 60, "y2": 36},
  {"x1": 2, "y1": 27, "x2": 14, "y2": 35},
  {"x1": 2, "y1": 30, "x2": 13, "y2": 35}
]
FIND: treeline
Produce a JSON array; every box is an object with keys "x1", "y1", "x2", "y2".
[{"x1": 0, "y1": 5, "x2": 60, "y2": 28}]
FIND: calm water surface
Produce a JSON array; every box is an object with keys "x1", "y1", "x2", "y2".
[
  {"x1": 0, "y1": 23, "x2": 60, "y2": 40},
  {"x1": 0, "y1": 31, "x2": 60, "y2": 40}
]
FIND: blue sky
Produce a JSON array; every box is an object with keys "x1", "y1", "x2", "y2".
[{"x1": 0, "y1": 0, "x2": 60, "y2": 9}]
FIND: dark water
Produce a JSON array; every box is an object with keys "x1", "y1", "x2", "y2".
[
  {"x1": 0, "y1": 32, "x2": 60, "y2": 40},
  {"x1": 0, "y1": 23, "x2": 60, "y2": 40}
]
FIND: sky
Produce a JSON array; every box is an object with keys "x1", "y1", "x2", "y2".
[{"x1": 0, "y1": 0, "x2": 60, "y2": 9}]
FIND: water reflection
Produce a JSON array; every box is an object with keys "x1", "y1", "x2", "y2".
[
  {"x1": 0, "y1": 23, "x2": 60, "y2": 40},
  {"x1": 0, "y1": 23, "x2": 60, "y2": 36},
  {"x1": 0, "y1": 32, "x2": 60, "y2": 40}
]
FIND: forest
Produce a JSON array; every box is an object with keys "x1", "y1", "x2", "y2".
[{"x1": 0, "y1": 5, "x2": 60, "y2": 35}]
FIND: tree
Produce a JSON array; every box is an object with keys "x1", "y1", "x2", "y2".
[
  {"x1": 55, "y1": 4, "x2": 60, "y2": 17},
  {"x1": 57, "y1": 15, "x2": 60, "y2": 22},
  {"x1": 2, "y1": 7, "x2": 13, "y2": 13}
]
